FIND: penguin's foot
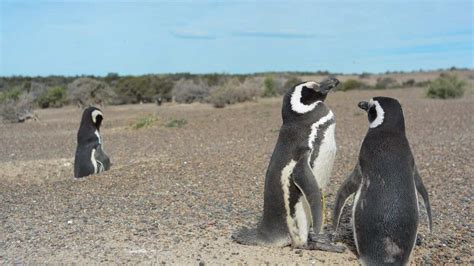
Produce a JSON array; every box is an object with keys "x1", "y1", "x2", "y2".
[{"x1": 305, "y1": 233, "x2": 346, "y2": 253}]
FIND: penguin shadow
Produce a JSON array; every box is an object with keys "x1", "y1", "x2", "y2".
[{"x1": 329, "y1": 202, "x2": 358, "y2": 255}]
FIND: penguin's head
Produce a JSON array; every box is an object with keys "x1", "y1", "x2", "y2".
[
  {"x1": 358, "y1": 97, "x2": 405, "y2": 131},
  {"x1": 284, "y1": 77, "x2": 339, "y2": 117},
  {"x1": 81, "y1": 106, "x2": 104, "y2": 130}
]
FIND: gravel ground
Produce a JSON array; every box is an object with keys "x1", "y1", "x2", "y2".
[{"x1": 1, "y1": 86, "x2": 473, "y2": 264}]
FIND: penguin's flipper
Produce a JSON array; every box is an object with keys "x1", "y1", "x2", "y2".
[
  {"x1": 291, "y1": 151, "x2": 323, "y2": 234},
  {"x1": 333, "y1": 164, "x2": 362, "y2": 231},
  {"x1": 94, "y1": 145, "x2": 111, "y2": 172},
  {"x1": 414, "y1": 168, "x2": 433, "y2": 233}
]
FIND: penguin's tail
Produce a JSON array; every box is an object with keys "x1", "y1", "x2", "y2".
[{"x1": 231, "y1": 226, "x2": 260, "y2": 246}]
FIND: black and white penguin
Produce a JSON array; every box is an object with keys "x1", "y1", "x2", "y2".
[
  {"x1": 233, "y1": 78, "x2": 343, "y2": 252},
  {"x1": 333, "y1": 97, "x2": 433, "y2": 265},
  {"x1": 74, "y1": 106, "x2": 111, "y2": 178}
]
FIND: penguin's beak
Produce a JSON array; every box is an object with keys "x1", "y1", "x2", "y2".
[
  {"x1": 358, "y1": 101, "x2": 369, "y2": 111},
  {"x1": 319, "y1": 77, "x2": 340, "y2": 94}
]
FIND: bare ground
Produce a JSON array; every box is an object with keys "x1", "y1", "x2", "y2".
[{"x1": 1, "y1": 86, "x2": 473, "y2": 264}]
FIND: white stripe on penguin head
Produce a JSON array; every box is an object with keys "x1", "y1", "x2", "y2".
[
  {"x1": 91, "y1": 110, "x2": 103, "y2": 124},
  {"x1": 369, "y1": 99, "x2": 384, "y2": 128},
  {"x1": 290, "y1": 81, "x2": 321, "y2": 114}
]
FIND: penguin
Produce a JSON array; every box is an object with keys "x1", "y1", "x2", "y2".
[
  {"x1": 74, "y1": 106, "x2": 111, "y2": 178},
  {"x1": 233, "y1": 78, "x2": 344, "y2": 252},
  {"x1": 333, "y1": 97, "x2": 433, "y2": 265}
]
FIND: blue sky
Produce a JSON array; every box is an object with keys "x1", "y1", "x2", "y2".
[{"x1": 0, "y1": 0, "x2": 472, "y2": 76}]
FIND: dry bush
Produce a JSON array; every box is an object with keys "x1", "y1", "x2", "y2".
[
  {"x1": 0, "y1": 93, "x2": 37, "y2": 123},
  {"x1": 68, "y1": 78, "x2": 118, "y2": 107},
  {"x1": 172, "y1": 79, "x2": 211, "y2": 103},
  {"x1": 281, "y1": 76, "x2": 303, "y2": 94},
  {"x1": 208, "y1": 78, "x2": 260, "y2": 108},
  {"x1": 402, "y1": 79, "x2": 416, "y2": 87},
  {"x1": 375, "y1": 77, "x2": 398, "y2": 89}
]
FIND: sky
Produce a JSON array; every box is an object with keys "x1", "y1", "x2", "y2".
[{"x1": 0, "y1": 0, "x2": 473, "y2": 76}]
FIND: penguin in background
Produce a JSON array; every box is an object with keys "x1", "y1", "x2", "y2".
[
  {"x1": 233, "y1": 78, "x2": 344, "y2": 252},
  {"x1": 74, "y1": 106, "x2": 111, "y2": 178},
  {"x1": 333, "y1": 97, "x2": 433, "y2": 265}
]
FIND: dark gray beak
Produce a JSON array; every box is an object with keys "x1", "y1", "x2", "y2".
[
  {"x1": 319, "y1": 77, "x2": 340, "y2": 94},
  {"x1": 358, "y1": 101, "x2": 369, "y2": 111}
]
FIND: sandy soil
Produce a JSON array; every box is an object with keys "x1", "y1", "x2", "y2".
[{"x1": 1, "y1": 84, "x2": 473, "y2": 264}]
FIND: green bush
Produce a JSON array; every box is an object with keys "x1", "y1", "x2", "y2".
[
  {"x1": 166, "y1": 118, "x2": 187, "y2": 128},
  {"x1": 261, "y1": 76, "x2": 277, "y2": 97},
  {"x1": 131, "y1": 115, "x2": 157, "y2": 129},
  {"x1": 426, "y1": 74, "x2": 465, "y2": 99},
  {"x1": 339, "y1": 79, "x2": 369, "y2": 91},
  {"x1": 36, "y1": 86, "x2": 68, "y2": 108},
  {"x1": 150, "y1": 76, "x2": 174, "y2": 102},
  {"x1": 0, "y1": 87, "x2": 22, "y2": 103},
  {"x1": 115, "y1": 76, "x2": 153, "y2": 104}
]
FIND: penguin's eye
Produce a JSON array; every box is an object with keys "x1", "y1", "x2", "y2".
[{"x1": 368, "y1": 106, "x2": 377, "y2": 122}]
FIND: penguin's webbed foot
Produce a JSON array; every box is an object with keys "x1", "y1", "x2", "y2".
[{"x1": 305, "y1": 233, "x2": 346, "y2": 253}]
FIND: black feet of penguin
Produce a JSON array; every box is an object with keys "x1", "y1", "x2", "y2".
[
  {"x1": 333, "y1": 97, "x2": 433, "y2": 265},
  {"x1": 233, "y1": 78, "x2": 344, "y2": 253},
  {"x1": 74, "y1": 106, "x2": 111, "y2": 178}
]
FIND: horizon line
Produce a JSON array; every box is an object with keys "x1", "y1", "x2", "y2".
[{"x1": 1, "y1": 66, "x2": 472, "y2": 78}]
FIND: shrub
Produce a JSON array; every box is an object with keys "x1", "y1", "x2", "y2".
[
  {"x1": 339, "y1": 79, "x2": 368, "y2": 91},
  {"x1": 165, "y1": 118, "x2": 187, "y2": 128},
  {"x1": 208, "y1": 79, "x2": 258, "y2": 108},
  {"x1": 150, "y1": 76, "x2": 174, "y2": 102},
  {"x1": 0, "y1": 93, "x2": 37, "y2": 123},
  {"x1": 0, "y1": 87, "x2": 22, "y2": 103},
  {"x1": 426, "y1": 74, "x2": 465, "y2": 99},
  {"x1": 115, "y1": 76, "x2": 152, "y2": 104},
  {"x1": 359, "y1": 72, "x2": 371, "y2": 79},
  {"x1": 131, "y1": 115, "x2": 157, "y2": 129},
  {"x1": 261, "y1": 76, "x2": 278, "y2": 97},
  {"x1": 402, "y1": 79, "x2": 416, "y2": 87},
  {"x1": 375, "y1": 77, "x2": 398, "y2": 89},
  {"x1": 415, "y1": 80, "x2": 431, "y2": 87},
  {"x1": 172, "y1": 79, "x2": 211, "y2": 103},
  {"x1": 281, "y1": 76, "x2": 303, "y2": 94},
  {"x1": 68, "y1": 78, "x2": 118, "y2": 106},
  {"x1": 201, "y1": 73, "x2": 225, "y2": 87},
  {"x1": 36, "y1": 86, "x2": 68, "y2": 108}
]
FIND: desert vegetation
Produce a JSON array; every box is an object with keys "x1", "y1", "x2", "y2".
[
  {"x1": 426, "y1": 73, "x2": 466, "y2": 99},
  {"x1": 0, "y1": 68, "x2": 472, "y2": 123}
]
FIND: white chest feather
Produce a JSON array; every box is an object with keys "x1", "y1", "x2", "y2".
[
  {"x1": 95, "y1": 130, "x2": 102, "y2": 144},
  {"x1": 280, "y1": 160, "x2": 312, "y2": 247},
  {"x1": 311, "y1": 122, "x2": 337, "y2": 190}
]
